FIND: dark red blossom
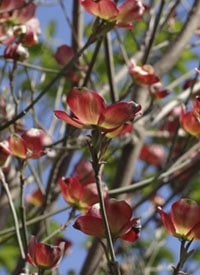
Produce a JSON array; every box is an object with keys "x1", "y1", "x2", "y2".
[
  {"x1": 129, "y1": 61, "x2": 159, "y2": 86},
  {"x1": 180, "y1": 105, "x2": 200, "y2": 138},
  {"x1": 54, "y1": 45, "x2": 87, "y2": 83},
  {"x1": 74, "y1": 198, "x2": 141, "y2": 242},
  {"x1": 8, "y1": 128, "x2": 52, "y2": 159},
  {"x1": 4, "y1": 43, "x2": 29, "y2": 61},
  {"x1": 26, "y1": 188, "x2": 44, "y2": 207},
  {"x1": 54, "y1": 87, "x2": 141, "y2": 138},
  {"x1": 139, "y1": 144, "x2": 165, "y2": 167},
  {"x1": 158, "y1": 199, "x2": 200, "y2": 240},
  {"x1": 73, "y1": 159, "x2": 96, "y2": 184},
  {"x1": 80, "y1": 0, "x2": 145, "y2": 29},
  {"x1": 54, "y1": 237, "x2": 72, "y2": 256},
  {"x1": 27, "y1": 236, "x2": 65, "y2": 270},
  {"x1": 0, "y1": 140, "x2": 10, "y2": 167},
  {"x1": 59, "y1": 176, "x2": 108, "y2": 213}
]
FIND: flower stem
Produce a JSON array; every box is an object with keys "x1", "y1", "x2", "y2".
[
  {"x1": 92, "y1": 158, "x2": 120, "y2": 275},
  {"x1": 172, "y1": 239, "x2": 193, "y2": 275},
  {"x1": 0, "y1": 168, "x2": 25, "y2": 259},
  {"x1": 19, "y1": 161, "x2": 28, "y2": 251}
]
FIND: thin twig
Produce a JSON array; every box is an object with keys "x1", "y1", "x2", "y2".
[{"x1": 0, "y1": 168, "x2": 25, "y2": 259}]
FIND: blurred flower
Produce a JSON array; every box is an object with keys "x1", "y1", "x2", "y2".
[
  {"x1": 9, "y1": 1, "x2": 36, "y2": 24},
  {"x1": 0, "y1": 0, "x2": 16, "y2": 10},
  {"x1": 59, "y1": 176, "x2": 108, "y2": 213},
  {"x1": 74, "y1": 198, "x2": 141, "y2": 242},
  {"x1": 4, "y1": 43, "x2": 29, "y2": 61},
  {"x1": 182, "y1": 79, "x2": 200, "y2": 98},
  {"x1": 54, "y1": 237, "x2": 72, "y2": 256},
  {"x1": 15, "y1": 18, "x2": 41, "y2": 47},
  {"x1": 148, "y1": 82, "x2": 169, "y2": 99},
  {"x1": 180, "y1": 106, "x2": 200, "y2": 138},
  {"x1": 158, "y1": 199, "x2": 200, "y2": 240},
  {"x1": 8, "y1": 128, "x2": 51, "y2": 159},
  {"x1": 151, "y1": 193, "x2": 165, "y2": 208},
  {"x1": 54, "y1": 87, "x2": 141, "y2": 138},
  {"x1": 80, "y1": 0, "x2": 145, "y2": 29},
  {"x1": 115, "y1": 0, "x2": 145, "y2": 28},
  {"x1": 129, "y1": 60, "x2": 168, "y2": 99},
  {"x1": 160, "y1": 105, "x2": 182, "y2": 134},
  {"x1": 27, "y1": 236, "x2": 65, "y2": 270},
  {"x1": 195, "y1": 68, "x2": 200, "y2": 74},
  {"x1": 139, "y1": 144, "x2": 165, "y2": 167},
  {"x1": 55, "y1": 45, "x2": 74, "y2": 66},
  {"x1": 0, "y1": 140, "x2": 10, "y2": 167},
  {"x1": 183, "y1": 79, "x2": 195, "y2": 90},
  {"x1": 0, "y1": 1, "x2": 40, "y2": 49},
  {"x1": 192, "y1": 97, "x2": 200, "y2": 122},
  {"x1": 26, "y1": 188, "x2": 44, "y2": 207},
  {"x1": 54, "y1": 45, "x2": 87, "y2": 83},
  {"x1": 73, "y1": 159, "x2": 96, "y2": 184},
  {"x1": 129, "y1": 60, "x2": 159, "y2": 86}
]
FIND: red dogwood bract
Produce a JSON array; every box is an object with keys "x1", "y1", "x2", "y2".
[
  {"x1": 4, "y1": 43, "x2": 29, "y2": 61},
  {"x1": 139, "y1": 144, "x2": 165, "y2": 167},
  {"x1": 74, "y1": 198, "x2": 141, "y2": 242},
  {"x1": 129, "y1": 60, "x2": 168, "y2": 98},
  {"x1": 26, "y1": 188, "x2": 44, "y2": 207},
  {"x1": 54, "y1": 87, "x2": 141, "y2": 138},
  {"x1": 180, "y1": 106, "x2": 200, "y2": 138},
  {"x1": 73, "y1": 159, "x2": 96, "y2": 184},
  {"x1": 54, "y1": 45, "x2": 87, "y2": 83},
  {"x1": 158, "y1": 199, "x2": 200, "y2": 240},
  {"x1": 59, "y1": 176, "x2": 108, "y2": 213},
  {"x1": 27, "y1": 236, "x2": 65, "y2": 270},
  {"x1": 129, "y1": 60, "x2": 159, "y2": 86},
  {"x1": 54, "y1": 237, "x2": 72, "y2": 256},
  {"x1": 80, "y1": 0, "x2": 145, "y2": 29},
  {"x1": 8, "y1": 128, "x2": 51, "y2": 159},
  {"x1": 55, "y1": 45, "x2": 74, "y2": 66}
]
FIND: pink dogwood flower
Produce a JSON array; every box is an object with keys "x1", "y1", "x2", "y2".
[
  {"x1": 27, "y1": 236, "x2": 65, "y2": 270},
  {"x1": 59, "y1": 176, "x2": 108, "y2": 213},
  {"x1": 54, "y1": 87, "x2": 141, "y2": 138},
  {"x1": 80, "y1": 0, "x2": 145, "y2": 29},
  {"x1": 73, "y1": 159, "x2": 96, "y2": 184},
  {"x1": 180, "y1": 106, "x2": 200, "y2": 138},
  {"x1": 129, "y1": 60, "x2": 169, "y2": 98},
  {"x1": 4, "y1": 43, "x2": 29, "y2": 61},
  {"x1": 129, "y1": 61, "x2": 159, "y2": 85},
  {"x1": 139, "y1": 144, "x2": 165, "y2": 167},
  {"x1": 9, "y1": 1, "x2": 36, "y2": 24},
  {"x1": 55, "y1": 45, "x2": 87, "y2": 83},
  {"x1": 148, "y1": 82, "x2": 169, "y2": 99},
  {"x1": 74, "y1": 198, "x2": 141, "y2": 242},
  {"x1": 54, "y1": 237, "x2": 72, "y2": 256},
  {"x1": 158, "y1": 199, "x2": 200, "y2": 240},
  {"x1": 26, "y1": 188, "x2": 44, "y2": 207},
  {"x1": 55, "y1": 45, "x2": 74, "y2": 66},
  {"x1": 8, "y1": 128, "x2": 51, "y2": 159},
  {"x1": 0, "y1": 1, "x2": 40, "y2": 48},
  {"x1": 0, "y1": 140, "x2": 10, "y2": 167}
]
